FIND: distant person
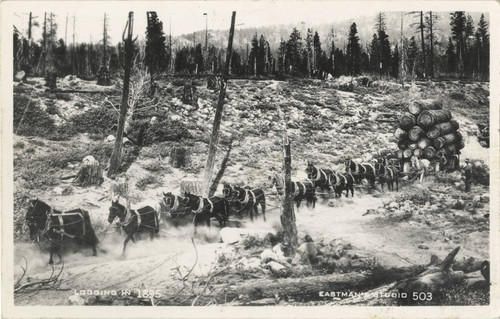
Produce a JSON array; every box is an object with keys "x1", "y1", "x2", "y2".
[
  {"x1": 438, "y1": 153, "x2": 448, "y2": 172},
  {"x1": 462, "y1": 158, "x2": 473, "y2": 192}
]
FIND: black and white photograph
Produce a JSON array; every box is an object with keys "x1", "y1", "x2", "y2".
[{"x1": 2, "y1": 1, "x2": 499, "y2": 318}]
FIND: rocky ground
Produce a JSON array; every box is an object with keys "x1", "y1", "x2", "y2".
[{"x1": 12, "y1": 74, "x2": 490, "y2": 306}]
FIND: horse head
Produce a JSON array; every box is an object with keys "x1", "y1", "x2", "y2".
[
  {"x1": 25, "y1": 198, "x2": 50, "y2": 241},
  {"x1": 222, "y1": 184, "x2": 233, "y2": 199},
  {"x1": 108, "y1": 200, "x2": 124, "y2": 224}
]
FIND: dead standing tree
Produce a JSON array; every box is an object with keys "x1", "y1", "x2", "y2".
[
  {"x1": 108, "y1": 12, "x2": 136, "y2": 178},
  {"x1": 281, "y1": 131, "x2": 298, "y2": 254},
  {"x1": 97, "y1": 12, "x2": 112, "y2": 86},
  {"x1": 202, "y1": 11, "x2": 236, "y2": 196}
]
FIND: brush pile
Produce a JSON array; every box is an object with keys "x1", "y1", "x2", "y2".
[{"x1": 394, "y1": 99, "x2": 464, "y2": 164}]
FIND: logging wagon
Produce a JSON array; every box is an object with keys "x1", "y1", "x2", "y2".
[{"x1": 395, "y1": 99, "x2": 463, "y2": 177}]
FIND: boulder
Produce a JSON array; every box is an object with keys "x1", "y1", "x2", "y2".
[
  {"x1": 105, "y1": 135, "x2": 116, "y2": 142},
  {"x1": 260, "y1": 249, "x2": 276, "y2": 263},
  {"x1": 298, "y1": 242, "x2": 318, "y2": 260},
  {"x1": 266, "y1": 261, "x2": 290, "y2": 278}
]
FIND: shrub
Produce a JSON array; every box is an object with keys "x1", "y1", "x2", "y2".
[
  {"x1": 14, "y1": 94, "x2": 56, "y2": 137},
  {"x1": 471, "y1": 161, "x2": 489, "y2": 186},
  {"x1": 395, "y1": 188, "x2": 433, "y2": 205},
  {"x1": 140, "y1": 121, "x2": 192, "y2": 145},
  {"x1": 143, "y1": 161, "x2": 172, "y2": 173},
  {"x1": 70, "y1": 106, "x2": 117, "y2": 136},
  {"x1": 55, "y1": 93, "x2": 72, "y2": 101},
  {"x1": 45, "y1": 102, "x2": 59, "y2": 115},
  {"x1": 13, "y1": 190, "x2": 31, "y2": 239},
  {"x1": 14, "y1": 141, "x2": 25, "y2": 149},
  {"x1": 141, "y1": 142, "x2": 172, "y2": 159},
  {"x1": 136, "y1": 175, "x2": 160, "y2": 191}
]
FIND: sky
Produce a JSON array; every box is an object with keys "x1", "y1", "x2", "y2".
[{"x1": 12, "y1": 1, "x2": 492, "y2": 45}]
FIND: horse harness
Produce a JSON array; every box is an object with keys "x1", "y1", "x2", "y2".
[
  {"x1": 43, "y1": 210, "x2": 86, "y2": 240},
  {"x1": 192, "y1": 197, "x2": 214, "y2": 215}
]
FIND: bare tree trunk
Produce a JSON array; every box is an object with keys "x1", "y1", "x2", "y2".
[
  {"x1": 281, "y1": 131, "x2": 298, "y2": 254},
  {"x1": 208, "y1": 139, "x2": 233, "y2": 197},
  {"x1": 202, "y1": 11, "x2": 236, "y2": 196},
  {"x1": 429, "y1": 12, "x2": 434, "y2": 78},
  {"x1": 400, "y1": 12, "x2": 405, "y2": 87},
  {"x1": 108, "y1": 12, "x2": 135, "y2": 178},
  {"x1": 420, "y1": 11, "x2": 426, "y2": 78}
]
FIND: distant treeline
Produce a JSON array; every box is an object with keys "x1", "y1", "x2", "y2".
[{"x1": 13, "y1": 11, "x2": 489, "y2": 81}]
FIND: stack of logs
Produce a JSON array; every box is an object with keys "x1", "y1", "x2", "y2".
[{"x1": 395, "y1": 99, "x2": 464, "y2": 163}]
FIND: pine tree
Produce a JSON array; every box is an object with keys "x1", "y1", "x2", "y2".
[
  {"x1": 305, "y1": 28, "x2": 314, "y2": 77},
  {"x1": 278, "y1": 40, "x2": 287, "y2": 74},
  {"x1": 313, "y1": 31, "x2": 323, "y2": 77},
  {"x1": 369, "y1": 34, "x2": 380, "y2": 72},
  {"x1": 450, "y1": 11, "x2": 467, "y2": 74},
  {"x1": 258, "y1": 35, "x2": 267, "y2": 75},
  {"x1": 286, "y1": 28, "x2": 303, "y2": 75},
  {"x1": 464, "y1": 14, "x2": 475, "y2": 76},
  {"x1": 249, "y1": 33, "x2": 258, "y2": 75},
  {"x1": 391, "y1": 44, "x2": 399, "y2": 78},
  {"x1": 406, "y1": 36, "x2": 419, "y2": 77},
  {"x1": 346, "y1": 23, "x2": 361, "y2": 75},
  {"x1": 145, "y1": 12, "x2": 168, "y2": 75},
  {"x1": 333, "y1": 47, "x2": 344, "y2": 77},
  {"x1": 445, "y1": 37, "x2": 456, "y2": 73},
  {"x1": 476, "y1": 13, "x2": 489, "y2": 78}
]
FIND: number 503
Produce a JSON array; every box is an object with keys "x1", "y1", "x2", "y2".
[{"x1": 412, "y1": 292, "x2": 432, "y2": 301}]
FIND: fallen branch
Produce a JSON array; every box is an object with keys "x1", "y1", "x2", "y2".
[{"x1": 14, "y1": 261, "x2": 64, "y2": 293}]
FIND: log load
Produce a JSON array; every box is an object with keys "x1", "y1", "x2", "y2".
[
  {"x1": 398, "y1": 140, "x2": 409, "y2": 150},
  {"x1": 408, "y1": 143, "x2": 418, "y2": 150},
  {"x1": 408, "y1": 99, "x2": 442, "y2": 115},
  {"x1": 423, "y1": 146, "x2": 437, "y2": 159},
  {"x1": 409, "y1": 126, "x2": 425, "y2": 141},
  {"x1": 434, "y1": 132, "x2": 460, "y2": 149},
  {"x1": 426, "y1": 121, "x2": 456, "y2": 139},
  {"x1": 417, "y1": 138, "x2": 431, "y2": 150},
  {"x1": 417, "y1": 110, "x2": 452, "y2": 128},
  {"x1": 399, "y1": 113, "x2": 417, "y2": 130},
  {"x1": 394, "y1": 128, "x2": 408, "y2": 141},
  {"x1": 450, "y1": 119, "x2": 459, "y2": 130},
  {"x1": 403, "y1": 149, "x2": 413, "y2": 158},
  {"x1": 394, "y1": 99, "x2": 463, "y2": 166},
  {"x1": 413, "y1": 149, "x2": 423, "y2": 157}
]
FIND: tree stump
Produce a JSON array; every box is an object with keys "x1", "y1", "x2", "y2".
[
  {"x1": 169, "y1": 147, "x2": 190, "y2": 168},
  {"x1": 96, "y1": 66, "x2": 112, "y2": 86},
  {"x1": 182, "y1": 81, "x2": 194, "y2": 104},
  {"x1": 45, "y1": 72, "x2": 57, "y2": 89},
  {"x1": 72, "y1": 156, "x2": 103, "y2": 187}
]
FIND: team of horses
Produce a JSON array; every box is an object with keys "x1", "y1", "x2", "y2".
[{"x1": 25, "y1": 156, "x2": 402, "y2": 264}]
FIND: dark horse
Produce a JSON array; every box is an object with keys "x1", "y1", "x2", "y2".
[
  {"x1": 108, "y1": 200, "x2": 159, "y2": 255},
  {"x1": 330, "y1": 171, "x2": 355, "y2": 197},
  {"x1": 183, "y1": 192, "x2": 230, "y2": 229},
  {"x1": 270, "y1": 175, "x2": 316, "y2": 209},
  {"x1": 344, "y1": 157, "x2": 376, "y2": 187},
  {"x1": 374, "y1": 158, "x2": 400, "y2": 192},
  {"x1": 160, "y1": 192, "x2": 188, "y2": 224},
  {"x1": 230, "y1": 186, "x2": 266, "y2": 222},
  {"x1": 25, "y1": 199, "x2": 98, "y2": 264},
  {"x1": 305, "y1": 162, "x2": 334, "y2": 194}
]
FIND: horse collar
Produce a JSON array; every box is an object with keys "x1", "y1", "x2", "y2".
[{"x1": 192, "y1": 197, "x2": 204, "y2": 214}]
